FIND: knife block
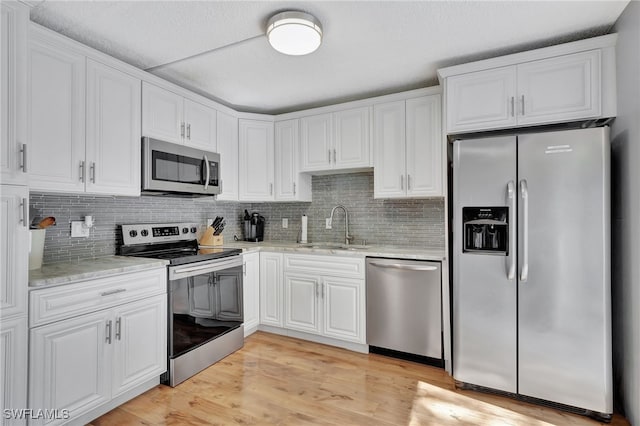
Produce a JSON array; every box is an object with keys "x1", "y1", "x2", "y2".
[{"x1": 199, "y1": 227, "x2": 224, "y2": 246}]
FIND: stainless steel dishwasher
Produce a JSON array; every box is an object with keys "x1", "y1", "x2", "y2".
[{"x1": 366, "y1": 257, "x2": 442, "y2": 364}]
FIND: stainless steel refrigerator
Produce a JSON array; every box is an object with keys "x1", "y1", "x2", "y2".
[{"x1": 452, "y1": 127, "x2": 612, "y2": 419}]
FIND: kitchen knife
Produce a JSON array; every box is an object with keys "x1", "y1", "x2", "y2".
[{"x1": 214, "y1": 222, "x2": 225, "y2": 235}]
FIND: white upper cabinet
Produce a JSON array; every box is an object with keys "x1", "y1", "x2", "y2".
[
  {"x1": 85, "y1": 59, "x2": 141, "y2": 196},
  {"x1": 142, "y1": 82, "x2": 183, "y2": 144},
  {"x1": 142, "y1": 82, "x2": 217, "y2": 150},
  {"x1": 374, "y1": 94, "x2": 442, "y2": 199},
  {"x1": 446, "y1": 66, "x2": 517, "y2": 133},
  {"x1": 300, "y1": 106, "x2": 371, "y2": 173},
  {"x1": 28, "y1": 28, "x2": 86, "y2": 193},
  {"x1": 183, "y1": 98, "x2": 217, "y2": 151},
  {"x1": 275, "y1": 119, "x2": 311, "y2": 202},
  {"x1": 440, "y1": 35, "x2": 616, "y2": 134},
  {"x1": 215, "y1": 111, "x2": 239, "y2": 201},
  {"x1": 1, "y1": 1, "x2": 28, "y2": 185},
  {"x1": 238, "y1": 119, "x2": 275, "y2": 201},
  {"x1": 28, "y1": 26, "x2": 141, "y2": 196},
  {"x1": 516, "y1": 50, "x2": 601, "y2": 126}
]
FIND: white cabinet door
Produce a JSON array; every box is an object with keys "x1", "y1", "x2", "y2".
[
  {"x1": 28, "y1": 31, "x2": 86, "y2": 193},
  {"x1": 85, "y1": 59, "x2": 141, "y2": 196},
  {"x1": 29, "y1": 310, "x2": 111, "y2": 425},
  {"x1": 373, "y1": 100, "x2": 406, "y2": 198},
  {"x1": 242, "y1": 252, "x2": 260, "y2": 335},
  {"x1": 259, "y1": 252, "x2": 283, "y2": 327},
  {"x1": 111, "y1": 295, "x2": 166, "y2": 398},
  {"x1": 322, "y1": 277, "x2": 365, "y2": 344},
  {"x1": 517, "y1": 50, "x2": 601, "y2": 126},
  {"x1": 284, "y1": 273, "x2": 321, "y2": 335},
  {"x1": 0, "y1": 316, "x2": 27, "y2": 426},
  {"x1": 238, "y1": 119, "x2": 274, "y2": 201},
  {"x1": 333, "y1": 106, "x2": 371, "y2": 169},
  {"x1": 0, "y1": 185, "x2": 28, "y2": 319},
  {"x1": 406, "y1": 95, "x2": 442, "y2": 197},
  {"x1": 184, "y1": 98, "x2": 216, "y2": 151},
  {"x1": 216, "y1": 111, "x2": 239, "y2": 201},
  {"x1": 446, "y1": 65, "x2": 517, "y2": 133},
  {"x1": 275, "y1": 119, "x2": 298, "y2": 201},
  {"x1": 142, "y1": 82, "x2": 183, "y2": 144},
  {"x1": 1, "y1": 2, "x2": 28, "y2": 185},
  {"x1": 300, "y1": 113, "x2": 332, "y2": 172}
]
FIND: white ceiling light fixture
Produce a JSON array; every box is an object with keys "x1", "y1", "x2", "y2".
[{"x1": 267, "y1": 11, "x2": 323, "y2": 56}]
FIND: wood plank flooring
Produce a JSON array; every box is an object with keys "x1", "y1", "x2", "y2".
[{"x1": 90, "y1": 332, "x2": 629, "y2": 426}]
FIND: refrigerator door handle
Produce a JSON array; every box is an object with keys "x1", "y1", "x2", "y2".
[
  {"x1": 520, "y1": 179, "x2": 529, "y2": 281},
  {"x1": 506, "y1": 180, "x2": 516, "y2": 280}
]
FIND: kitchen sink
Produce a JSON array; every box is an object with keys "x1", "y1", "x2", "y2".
[{"x1": 298, "y1": 243, "x2": 369, "y2": 251}]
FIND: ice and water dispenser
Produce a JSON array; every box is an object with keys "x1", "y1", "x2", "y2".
[{"x1": 462, "y1": 207, "x2": 508, "y2": 254}]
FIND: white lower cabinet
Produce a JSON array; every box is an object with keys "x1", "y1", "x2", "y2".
[
  {"x1": 29, "y1": 270, "x2": 167, "y2": 426},
  {"x1": 259, "y1": 252, "x2": 283, "y2": 327},
  {"x1": 281, "y1": 254, "x2": 366, "y2": 345},
  {"x1": 1, "y1": 316, "x2": 28, "y2": 426},
  {"x1": 242, "y1": 252, "x2": 260, "y2": 336}
]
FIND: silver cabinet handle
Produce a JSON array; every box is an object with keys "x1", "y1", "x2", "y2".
[
  {"x1": 181, "y1": 122, "x2": 185, "y2": 138},
  {"x1": 270, "y1": 183, "x2": 273, "y2": 196},
  {"x1": 187, "y1": 123, "x2": 191, "y2": 140},
  {"x1": 106, "y1": 320, "x2": 112, "y2": 344},
  {"x1": 333, "y1": 149, "x2": 336, "y2": 164},
  {"x1": 20, "y1": 198, "x2": 28, "y2": 227},
  {"x1": 321, "y1": 282, "x2": 325, "y2": 298},
  {"x1": 328, "y1": 149, "x2": 331, "y2": 164},
  {"x1": 293, "y1": 182, "x2": 296, "y2": 196},
  {"x1": 220, "y1": 179, "x2": 223, "y2": 192},
  {"x1": 115, "y1": 317, "x2": 122, "y2": 340},
  {"x1": 369, "y1": 261, "x2": 438, "y2": 272},
  {"x1": 101, "y1": 288, "x2": 127, "y2": 297},
  {"x1": 79, "y1": 161, "x2": 85, "y2": 182},
  {"x1": 90, "y1": 162, "x2": 96, "y2": 183},
  {"x1": 520, "y1": 179, "x2": 529, "y2": 282},
  {"x1": 510, "y1": 97, "x2": 515, "y2": 117},
  {"x1": 521, "y1": 95, "x2": 525, "y2": 116},
  {"x1": 20, "y1": 144, "x2": 27, "y2": 173},
  {"x1": 203, "y1": 154, "x2": 210, "y2": 190},
  {"x1": 407, "y1": 174, "x2": 412, "y2": 191},
  {"x1": 506, "y1": 180, "x2": 516, "y2": 280},
  {"x1": 315, "y1": 282, "x2": 319, "y2": 297},
  {"x1": 400, "y1": 175, "x2": 404, "y2": 190},
  {"x1": 243, "y1": 262, "x2": 247, "y2": 276}
]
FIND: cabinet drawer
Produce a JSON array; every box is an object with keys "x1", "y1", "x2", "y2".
[
  {"x1": 30, "y1": 268, "x2": 166, "y2": 327},
  {"x1": 284, "y1": 254, "x2": 364, "y2": 279}
]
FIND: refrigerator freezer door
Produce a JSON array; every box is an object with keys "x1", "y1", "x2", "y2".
[
  {"x1": 453, "y1": 136, "x2": 517, "y2": 393},
  {"x1": 517, "y1": 127, "x2": 612, "y2": 413}
]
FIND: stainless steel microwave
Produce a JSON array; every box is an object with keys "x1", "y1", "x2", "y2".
[{"x1": 142, "y1": 137, "x2": 221, "y2": 196}]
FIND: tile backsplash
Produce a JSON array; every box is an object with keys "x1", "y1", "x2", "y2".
[{"x1": 30, "y1": 171, "x2": 444, "y2": 264}]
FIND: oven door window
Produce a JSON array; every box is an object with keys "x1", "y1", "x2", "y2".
[
  {"x1": 169, "y1": 266, "x2": 243, "y2": 359},
  {"x1": 152, "y1": 150, "x2": 205, "y2": 185}
]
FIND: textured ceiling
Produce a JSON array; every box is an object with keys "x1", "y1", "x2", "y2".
[{"x1": 29, "y1": 1, "x2": 629, "y2": 114}]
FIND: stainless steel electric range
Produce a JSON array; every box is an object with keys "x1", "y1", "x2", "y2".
[{"x1": 119, "y1": 222, "x2": 244, "y2": 387}]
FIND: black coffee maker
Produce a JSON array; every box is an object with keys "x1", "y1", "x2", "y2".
[{"x1": 243, "y1": 210, "x2": 265, "y2": 242}]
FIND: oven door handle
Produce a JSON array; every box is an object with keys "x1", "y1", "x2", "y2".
[{"x1": 169, "y1": 256, "x2": 243, "y2": 280}]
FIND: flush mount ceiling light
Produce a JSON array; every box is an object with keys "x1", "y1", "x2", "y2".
[{"x1": 267, "y1": 11, "x2": 323, "y2": 56}]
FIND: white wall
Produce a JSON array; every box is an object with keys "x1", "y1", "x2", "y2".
[{"x1": 611, "y1": 1, "x2": 640, "y2": 423}]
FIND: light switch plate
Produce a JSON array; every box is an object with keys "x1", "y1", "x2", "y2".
[
  {"x1": 71, "y1": 221, "x2": 90, "y2": 238},
  {"x1": 282, "y1": 218, "x2": 288, "y2": 228}
]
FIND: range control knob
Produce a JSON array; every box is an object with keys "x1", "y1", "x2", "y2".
[
  {"x1": 182, "y1": 227, "x2": 189, "y2": 234},
  {"x1": 129, "y1": 230, "x2": 137, "y2": 238},
  {"x1": 140, "y1": 229, "x2": 149, "y2": 237},
  {"x1": 190, "y1": 227, "x2": 197, "y2": 234}
]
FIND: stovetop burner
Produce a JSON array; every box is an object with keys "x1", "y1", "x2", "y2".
[{"x1": 118, "y1": 222, "x2": 241, "y2": 265}]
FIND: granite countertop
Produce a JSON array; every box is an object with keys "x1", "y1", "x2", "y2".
[
  {"x1": 29, "y1": 256, "x2": 169, "y2": 289},
  {"x1": 211, "y1": 241, "x2": 446, "y2": 262}
]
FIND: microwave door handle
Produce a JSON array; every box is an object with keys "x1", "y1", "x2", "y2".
[{"x1": 203, "y1": 154, "x2": 210, "y2": 190}]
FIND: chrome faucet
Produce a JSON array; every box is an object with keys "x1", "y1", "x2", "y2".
[{"x1": 330, "y1": 205, "x2": 354, "y2": 245}]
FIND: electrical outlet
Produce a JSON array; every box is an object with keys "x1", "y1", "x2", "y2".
[
  {"x1": 282, "y1": 218, "x2": 288, "y2": 228},
  {"x1": 326, "y1": 218, "x2": 332, "y2": 229},
  {"x1": 71, "y1": 221, "x2": 90, "y2": 238}
]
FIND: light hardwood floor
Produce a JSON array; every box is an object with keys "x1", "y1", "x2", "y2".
[{"x1": 91, "y1": 332, "x2": 629, "y2": 425}]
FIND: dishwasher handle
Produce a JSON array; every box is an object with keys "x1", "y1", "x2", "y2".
[{"x1": 368, "y1": 262, "x2": 438, "y2": 272}]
